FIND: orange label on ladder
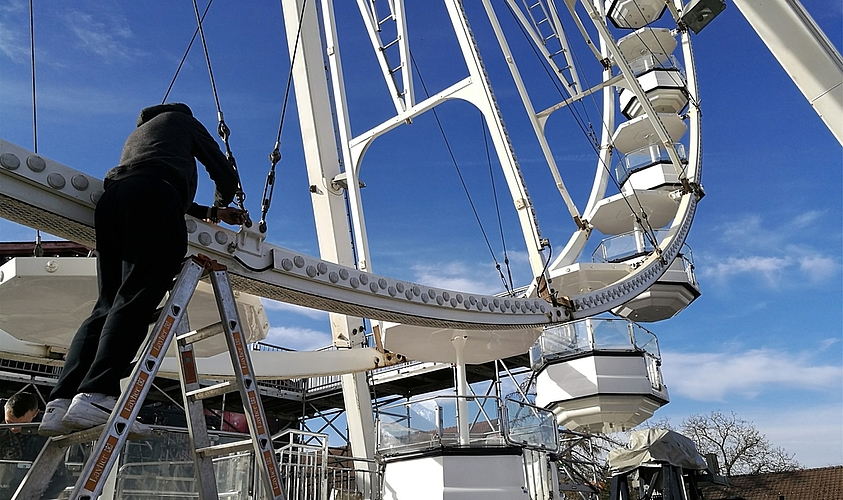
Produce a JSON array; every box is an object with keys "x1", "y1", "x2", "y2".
[{"x1": 84, "y1": 435, "x2": 119, "y2": 491}]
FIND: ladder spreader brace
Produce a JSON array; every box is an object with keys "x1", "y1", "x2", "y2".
[{"x1": 13, "y1": 254, "x2": 286, "y2": 500}]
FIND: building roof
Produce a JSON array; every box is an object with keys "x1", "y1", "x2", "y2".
[{"x1": 702, "y1": 466, "x2": 843, "y2": 500}]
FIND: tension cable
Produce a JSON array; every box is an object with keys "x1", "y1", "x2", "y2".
[
  {"x1": 410, "y1": 54, "x2": 514, "y2": 295},
  {"x1": 258, "y1": 0, "x2": 308, "y2": 234},
  {"x1": 162, "y1": 0, "x2": 213, "y2": 104},
  {"x1": 191, "y1": 0, "x2": 251, "y2": 226},
  {"x1": 480, "y1": 114, "x2": 516, "y2": 295}
]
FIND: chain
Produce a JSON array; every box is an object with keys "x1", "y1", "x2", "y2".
[{"x1": 258, "y1": 144, "x2": 281, "y2": 233}]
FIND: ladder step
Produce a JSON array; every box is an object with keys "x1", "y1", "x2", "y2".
[
  {"x1": 195, "y1": 438, "x2": 254, "y2": 459},
  {"x1": 381, "y1": 37, "x2": 399, "y2": 50},
  {"x1": 185, "y1": 381, "x2": 238, "y2": 401},
  {"x1": 52, "y1": 425, "x2": 108, "y2": 447},
  {"x1": 177, "y1": 321, "x2": 224, "y2": 345},
  {"x1": 51, "y1": 422, "x2": 150, "y2": 448}
]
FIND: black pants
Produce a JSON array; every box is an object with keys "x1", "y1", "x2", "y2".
[{"x1": 50, "y1": 176, "x2": 187, "y2": 399}]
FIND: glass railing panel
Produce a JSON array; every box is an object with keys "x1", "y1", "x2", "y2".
[
  {"x1": 543, "y1": 323, "x2": 589, "y2": 354},
  {"x1": 377, "y1": 399, "x2": 444, "y2": 453},
  {"x1": 212, "y1": 453, "x2": 254, "y2": 498},
  {"x1": 531, "y1": 321, "x2": 591, "y2": 367},
  {"x1": 616, "y1": 143, "x2": 687, "y2": 184},
  {"x1": 377, "y1": 395, "x2": 505, "y2": 454},
  {"x1": 503, "y1": 398, "x2": 559, "y2": 452},
  {"x1": 325, "y1": 456, "x2": 383, "y2": 500},
  {"x1": 533, "y1": 318, "x2": 644, "y2": 369},
  {"x1": 0, "y1": 424, "x2": 74, "y2": 497},
  {"x1": 116, "y1": 428, "x2": 254, "y2": 499},
  {"x1": 590, "y1": 319, "x2": 635, "y2": 351},
  {"x1": 631, "y1": 323, "x2": 661, "y2": 358},
  {"x1": 115, "y1": 461, "x2": 198, "y2": 498},
  {"x1": 628, "y1": 53, "x2": 685, "y2": 77},
  {"x1": 591, "y1": 232, "x2": 647, "y2": 263}
]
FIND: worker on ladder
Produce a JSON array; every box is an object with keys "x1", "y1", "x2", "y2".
[{"x1": 39, "y1": 103, "x2": 247, "y2": 437}]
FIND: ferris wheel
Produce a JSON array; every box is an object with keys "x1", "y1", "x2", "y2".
[
  {"x1": 272, "y1": 0, "x2": 709, "y2": 438},
  {"x1": 283, "y1": 0, "x2": 705, "y2": 358}
]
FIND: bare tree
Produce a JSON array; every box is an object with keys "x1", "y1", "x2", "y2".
[{"x1": 678, "y1": 411, "x2": 801, "y2": 476}]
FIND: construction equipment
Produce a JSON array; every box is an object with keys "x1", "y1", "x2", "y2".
[{"x1": 13, "y1": 255, "x2": 286, "y2": 500}]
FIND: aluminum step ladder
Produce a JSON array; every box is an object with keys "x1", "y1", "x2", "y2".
[{"x1": 13, "y1": 254, "x2": 286, "y2": 500}]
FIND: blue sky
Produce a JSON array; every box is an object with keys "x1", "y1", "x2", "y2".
[{"x1": 1, "y1": 0, "x2": 840, "y2": 467}]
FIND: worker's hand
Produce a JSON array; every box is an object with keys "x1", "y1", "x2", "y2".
[{"x1": 218, "y1": 207, "x2": 248, "y2": 226}]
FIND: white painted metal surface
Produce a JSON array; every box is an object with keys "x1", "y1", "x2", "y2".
[
  {"x1": 381, "y1": 454, "x2": 526, "y2": 500},
  {"x1": 0, "y1": 257, "x2": 270, "y2": 358},
  {"x1": 157, "y1": 346, "x2": 397, "y2": 380},
  {"x1": 535, "y1": 355, "x2": 668, "y2": 432},
  {"x1": 381, "y1": 322, "x2": 541, "y2": 364},
  {"x1": 0, "y1": 138, "x2": 572, "y2": 330},
  {"x1": 733, "y1": 0, "x2": 843, "y2": 144}
]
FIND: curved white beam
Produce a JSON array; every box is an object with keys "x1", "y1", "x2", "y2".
[
  {"x1": 158, "y1": 347, "x2": 399, "y2": 380},
  {"x1": 0, "y1": 137, "x2": 697, "y2": 328}
]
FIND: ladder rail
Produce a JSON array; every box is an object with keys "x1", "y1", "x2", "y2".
[
  {"x1": 13, "y1": 255, "x2": 287, "y2": 500},
  {"x1": 66, "y1": 257, "x2": 205, "y2": 499},
  {"x1": 176, "y1": 312, "x2": 221, "y2": 499},
  {"x1": 209, "y1": 265, "x2": 286, "y2": 499}
]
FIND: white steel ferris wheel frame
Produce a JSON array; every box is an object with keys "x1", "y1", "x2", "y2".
[
  {"x1": 280, "y1": 0, "x2": 702, "y2": 465},
  {"x1": 283, "y1": 0, "x2": 702, "y2": 324},
  {"x1": 0, "y1": 0, "x2": 704, "y2": 471}
]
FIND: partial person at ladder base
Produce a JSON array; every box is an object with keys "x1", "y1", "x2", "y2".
[
  {"x1": 39, "y1": 103, "x2": 247, "y2": 437},
  {"x1": 1, "y1": 392, "x2": 68, "y2": 498}
]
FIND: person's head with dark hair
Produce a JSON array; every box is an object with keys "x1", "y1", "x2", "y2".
[{"x1": 4, "y1": 392, "x2": 39, "y2": 432}]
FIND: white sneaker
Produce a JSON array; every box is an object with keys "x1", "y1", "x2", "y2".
[
  {"x1": 38, "y1": 398, "x2": 72, "y2": 437},
  {"x1": 62, "y1": 393, "x2": 151, "y2": 437}
]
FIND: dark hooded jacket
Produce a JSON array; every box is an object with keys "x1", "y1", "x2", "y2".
[{"x1": 104, "y1": 103, "x2": 239, "y2": 214}]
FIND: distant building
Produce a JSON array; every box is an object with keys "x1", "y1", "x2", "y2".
[{"x1": 702, "y1": 465, "x2": 842, "y2": 500}]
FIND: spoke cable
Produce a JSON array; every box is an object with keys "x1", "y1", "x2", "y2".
[
  {"x1": 28, "y1": 0, "x2": 44, "y2": 255},
  {"x1": 258, "y1": 0, "x2": 309, "y2": 234},
  {"x1": 410, "y1": 54, "x2": 511, "y2": 290},
  {"x1": 162, "y1": 0, "x2": 213, "y2": 104},
  {"x1": 480, "y1": 114, "x2": 516, "y2": 295},
  {"x1": 28, "y1": 0, "x2": 37, "y2": 154},
  {"x1": 190, "y1": 0, "x2": 252, "y2": 226}
]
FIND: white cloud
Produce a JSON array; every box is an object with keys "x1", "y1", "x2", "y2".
[
  {"x1": 661, "y1": 348, "x2": 841, "y2": 401},
  {"x1": 798, "y1": 253, "x2": 838, "y2": 281},
  {"x1": 700, "y1": 251, "x2": 839, "y2": 288},
  {"x1": 64, "y1": 9, "x2": 139, "y2": 61},
  {"x1": 702, "y1": 212, "x2": 840, "y2": 287},
  {"x1": 820, "y1": 337, "x2": 840, "y2": 350},
  {"x1": 747, "y1": 405, "x2": 843, "y2": 468},
  {"x1": 702, "y1": 255, "x2": 788, "y2": 285},
  {"x1": 788, "y1": 210, "x2": 824, "y2": 229},
  {"x1": 263, "y1": 325, "x2": 331, "y2": 351},
  {"x1": 261, "y1": 298, "x2": 329, "y2": 320},
  {"x1": 410, "y1": 261, "x2": 504, "y2": 295},
  {"x1": 0, "y1": 20, "x2": 29, "y2": 62},
  {"x1": 0, "y1": 0, "x2": 25, "y2": 12}
]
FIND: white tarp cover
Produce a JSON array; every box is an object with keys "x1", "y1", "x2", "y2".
[{"x1": 607, "y1": 429, "x2": 708, "y2": 473}]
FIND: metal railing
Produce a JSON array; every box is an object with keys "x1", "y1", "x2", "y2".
[
  {"x1": 376, "y1": 394, "x2": 558, "y2": 456},
  {"x1": 627, "y1": 53, "x2": 686, "y2": 78},
  {"x1": 273, "y1": 429, "x2": 382, "y2": 500},
  {"x1": 614, "y1": 142, "x2": 687, "y2": 188},
  {"x1": 0, "y1": 425, "x2": 383, "y2": 500},
  {"x1": 530, "y1": 317, "x2": 662, "y2": 371}
]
